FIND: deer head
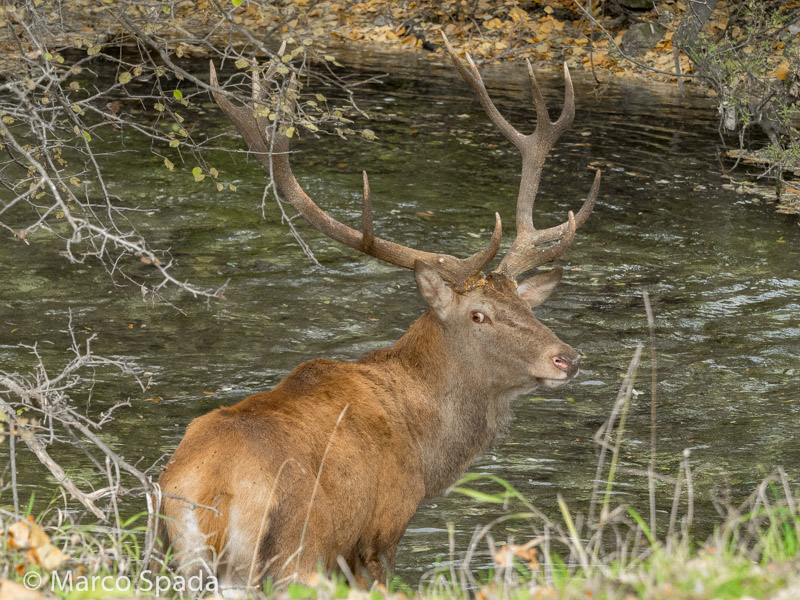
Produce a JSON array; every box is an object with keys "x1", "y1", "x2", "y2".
[{"x1": 207, "y1": 37, "x2": 599, "y2": 388}]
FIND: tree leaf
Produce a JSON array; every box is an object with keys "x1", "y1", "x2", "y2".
[
  {"x1": 173, "y1": 89, "x2": 183, "y2": 100},
  {"x1": 192, "y1": 166, "x2": 205, "y2": 182},
  {"x1": 119, "y1": 72, "x2": 132, "y2": 85}
]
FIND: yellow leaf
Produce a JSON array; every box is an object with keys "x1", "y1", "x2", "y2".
[
  {"x1": 0, "y1": 580, "x2": 44, "y2": 600},
  {"x1": 8, "y1": 521, "x2": 49, "y2": 549},
  {"x1": 35, "y1": 543, "x2": 68, "y2": 571},
  {"x1": 484, "y1": 17, "x2": 503, "y2": 30},
  {"x1": 774, "y1": 61, "x2": 790, "y2": 81},
  {"x1": 192, "y1": 166, "x2": 205, "y2": 182},
  {"x1": 164, "y1": 157, "x2": 174, "y2": 171},
  {"x1": 118, "y1": 72, "x2": 132, "y2": 84},
  {"x1": 509, "y1": 6, "x2": 527, "y2": 24}
]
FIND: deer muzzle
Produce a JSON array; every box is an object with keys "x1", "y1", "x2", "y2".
[{"x1": 552, "y1": 349, "x2": 581, "y2": 379}]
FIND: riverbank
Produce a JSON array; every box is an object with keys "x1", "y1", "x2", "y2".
[
  {"x1": 1, "y1": 0, "x2": 791, "y2": 82},
  {"x1": 5, "y1": 0, "x2": 796, "y2": 212},
  {"x1": 3, "y1": 470, "x2": 800, "y2": 600}
]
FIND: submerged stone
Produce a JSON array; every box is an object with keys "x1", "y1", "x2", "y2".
[{"x1": 623, "y1": 22, "x2": 666, "y2": 56}]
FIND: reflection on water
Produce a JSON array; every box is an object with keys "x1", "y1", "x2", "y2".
[{"x1": 1, "y1": 51, "x2": 798, "y2": 581}]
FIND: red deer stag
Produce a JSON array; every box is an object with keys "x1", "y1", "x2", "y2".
[{"x1": 157, "y1": 38, "x2": 600, "y2": 592}]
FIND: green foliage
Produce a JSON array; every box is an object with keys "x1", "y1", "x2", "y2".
[
  {"x1": 680, "y1": 0, "x2": 800, "y2": 188},
  {"x1": 287, "y1": 583, "x2": 317, "y2": 599}
]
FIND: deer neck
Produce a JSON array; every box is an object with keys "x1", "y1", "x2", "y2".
[{"x1": 386, "y1": 311, "x2": 515, "y2": 497}]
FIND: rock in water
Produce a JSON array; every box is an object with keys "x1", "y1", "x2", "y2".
[{"x1": 622, "y1": 22, "x2": 666, "y2": 57}]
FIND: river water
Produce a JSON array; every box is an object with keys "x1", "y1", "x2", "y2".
[{"x1": 1, "y1": 51, "x2": 799, "y2": 581}]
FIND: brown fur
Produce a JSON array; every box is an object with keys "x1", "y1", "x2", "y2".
[{"x1": 158, "y1": 267, "x2": 580, "y2": 590}]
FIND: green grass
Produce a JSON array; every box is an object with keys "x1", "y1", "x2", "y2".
[{"x1": 3, "y1": 474, "x2": 800, "y2": 600}]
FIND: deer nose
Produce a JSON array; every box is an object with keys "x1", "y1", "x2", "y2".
[{"x1": 553, "y1": 352, "x2": 580, "y2": 377}]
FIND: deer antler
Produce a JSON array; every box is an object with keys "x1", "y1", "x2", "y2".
[
  {"x1": 442, "y1": 35, "x2": 600, "y2": 281},
  {"x1": 209, "y1": 61, "x2": 502, "y2": 291}
]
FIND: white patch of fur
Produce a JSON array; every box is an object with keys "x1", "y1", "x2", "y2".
[
  {"x1": 173, "y1": 508, "x2": 214, "y2": 578},
  {"x1": 219, "y1": 505, "x2": 256, "y2": 590}
]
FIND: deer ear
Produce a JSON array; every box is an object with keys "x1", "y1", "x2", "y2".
[
  {"x1": 517, "y1": 268, "x2": 563, "y2": 308},
  {"x1": 414, "y1": 260, "x2": 453, "y2": 317}
]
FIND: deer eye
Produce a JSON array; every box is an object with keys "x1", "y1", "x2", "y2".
[{"x1": 470, "y1": 311, "x2": 491, "y2": 324}]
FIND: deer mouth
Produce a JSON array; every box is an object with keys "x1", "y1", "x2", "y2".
[
  {"x1": 538, "y1": 375, "x2": 572, "y2": 389},
  {"x1": 536, "y1": 362, "x2": 580, "y2": 388}
]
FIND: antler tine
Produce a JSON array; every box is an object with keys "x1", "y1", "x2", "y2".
[
  {"x1": 442, "y1": 35, "x2": 597, "y2": 281},
  {"x1": 209, "y1": 61, "x2": 502, "y2": 290},
  {"x1": 527, "y1": 61, "x2": 575, "y2": 139},
  {"x1": 511, "y1": 61, "x2": 575, "y2": 235},
  {"x1": 510, "y1": 167, "x2": 600, "y2": 249},
  {"x1": 442, "y1": 34, "x2": 525, "y2": 150},
  {"x1": 495, "y1": 168, "x2": 600, "y2": 280}
]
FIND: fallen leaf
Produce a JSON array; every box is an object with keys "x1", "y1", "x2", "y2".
[
  {"x1": 8, "y1": 521, "x2": 49, "y2": 550},
  {"x1": 34, "y1": 543, "x2": 68, "y2": 571},
  {"x1": 0, "y1": 579, "x2": 44, "y2": 600},
  {"x1": 774, "y1": 61, "x2": 790, "y2": 81}
]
